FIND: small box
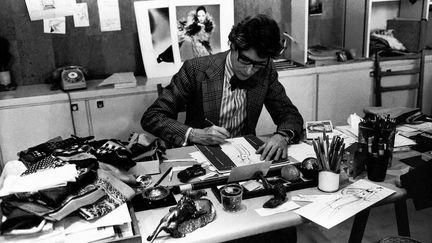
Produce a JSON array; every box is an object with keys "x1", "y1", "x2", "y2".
[{"x1": 387, "y1": 18, "x2": 426, "y2": 53}]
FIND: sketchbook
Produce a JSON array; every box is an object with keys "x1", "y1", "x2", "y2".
[
  {"x1": 295, "y1": 179, "x2": 395, "y2": 229},
  {"x1": 195, "y1": 135, "x2": 293, "y2": 174}
]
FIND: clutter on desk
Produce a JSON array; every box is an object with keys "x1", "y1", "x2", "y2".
[
  {"x1": 363, "y1": 106, "x2": 424, "y2": 125},
  {"x1": 0, "y1": 133, "x2": 169, "y2": 240},
  {"x1": 146, "y1": 194, "x2": 216, "y2": 242}
]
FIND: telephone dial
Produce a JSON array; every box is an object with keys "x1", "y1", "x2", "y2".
[{"x1": 51, "y1": 66, "x2": 88, "y2": 91}]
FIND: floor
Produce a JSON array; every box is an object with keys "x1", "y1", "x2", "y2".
[{"x1": 296, "y1": 198, "x2": 432, "y2": 243}]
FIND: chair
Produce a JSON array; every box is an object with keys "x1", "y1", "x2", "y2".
[
  {"x1": 372, "y1": 19, "x2": 426, "y2": 110},
  {"x1": 372, "y1": 50, "x2": 425, "y2": 109}
]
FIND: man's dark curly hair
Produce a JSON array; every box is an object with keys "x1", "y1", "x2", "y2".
[{"x1": 228, "y1": 14, "x2": 282, "y2": 58}]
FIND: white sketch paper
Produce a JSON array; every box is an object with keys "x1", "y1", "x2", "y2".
[
  {"x1": 44, "y1": 17, "x2": 66, "y2": 34},
  {"x1": 220, "y1": 137, "x2": 264, "y2": 167},
  {"x1": 295, "y1": 179, "x2": 395, "y2": 229},
  {"x1": 25, "y1": 0, "x2": 75, "y2": 21},
  {"x1": 73, "y1": 2, "x2": 89, "y2": 27},
  {"x1": 97, "y1": 0, "x2": 121, "y2": 32}
]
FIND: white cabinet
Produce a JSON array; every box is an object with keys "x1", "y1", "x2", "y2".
[
  {"x1": 83, "y1": 92, "x2": 158, "y2": 141},
  {"x1": 317, "y1": 63, "x2": 374, "y2": 125},
  {"x1": 256, "y1": 71, "x2": 317, "y2": 136},
  {"x1": 0, "y1": 100, "x2": 74, "y2": 166}
]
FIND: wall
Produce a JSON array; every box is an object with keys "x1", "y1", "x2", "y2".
[{"x1": 0, "y1": 0, "x2": 290, "y2": 86}]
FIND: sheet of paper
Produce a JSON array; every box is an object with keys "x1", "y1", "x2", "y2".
[
  {"x1": 255, "y1": 201, "x2": 300, "y2": 216},
  {"x1": 97, "y1": 0, "x2": 121, "y2": 32},
  {"x1": 288, "y1": 142, "x2": 316, "y2": 162},
  {"x1": 25, "y1": 0, "x2": 75, "y2": 21},
  {"x1": 43, "y1": 17, "x2": 66, "y2": 34},
  {"x1": 394, "y1": 133, "x2": 416, "y2": 147},
  {"x1": 73, "y1": 2, "x2": 90, "y2": 27},
  {"x1": 291, "y1": 194, "x2": 339, "y2": 202},
  {"x1": 189, "y1": 151, "x2": 209, "y2": 163},
  {"x1": 295, "y1": 179, "x2": 395, "y2": 229},
  {"x1": 220, "y1": 137, "x2": 264, "y2": 166},
  {"x1": 98, "y1": 72, "x2": 136, "y2": 86}
]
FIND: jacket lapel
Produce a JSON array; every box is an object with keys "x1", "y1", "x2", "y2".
[{"x1": 202, "y1": 52, "x2": 228, "y2": 125}]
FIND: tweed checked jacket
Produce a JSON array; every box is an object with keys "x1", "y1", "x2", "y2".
[{"x1": 141, "y1": 51, "x2": 304, "y2": 146}]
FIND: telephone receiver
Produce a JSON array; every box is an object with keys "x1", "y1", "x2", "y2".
[{"x1": 51, "y1": 65, "x2": 88, "y2": 91}]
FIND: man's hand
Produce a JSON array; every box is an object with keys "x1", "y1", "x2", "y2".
[
  {"x1": 189, "y1": 126, "x2": 230, "y2": 145},
  {"x1": 256, "y1": 134, "x2": 289, "y2": 161}
]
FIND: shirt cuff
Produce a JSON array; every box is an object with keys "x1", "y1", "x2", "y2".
[
  {"x1": 183, "y1": 127, "x2": 193, "y2": 146},
  {"x1": 274, "y1": 129, "x2": 296, "y2": 144}
]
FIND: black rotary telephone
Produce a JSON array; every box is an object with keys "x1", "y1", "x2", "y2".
[{"x1": 51, "y1": 66, "x2": 88, "y2": 91}]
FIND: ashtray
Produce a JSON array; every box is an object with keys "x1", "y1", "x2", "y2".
[{"x1": 142, "y1": 186, "x2": 170, "y2": 201}]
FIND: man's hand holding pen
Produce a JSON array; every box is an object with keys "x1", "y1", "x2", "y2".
[{"x1": 188, "y1": 118, "x2": 231, "y2": 145}]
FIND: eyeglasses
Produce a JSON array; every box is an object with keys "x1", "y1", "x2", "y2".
[{"x1": 237, "y1": 51, "x2": 269, "y2": 68}]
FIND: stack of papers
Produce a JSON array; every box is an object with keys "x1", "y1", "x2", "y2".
[{"x1": 98, "y1": 72, "x2": 137, "y2": 89}]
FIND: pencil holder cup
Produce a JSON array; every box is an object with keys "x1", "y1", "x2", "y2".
[
  {"x1": 318, "y1": 171, "x2": 340, "y2": 192},
  {"x1": 358, "y1": 125, "x2": 396, "y2": 168},
  {"x1": 365, "y1": 153, "x2": 391, "y2": 182}
]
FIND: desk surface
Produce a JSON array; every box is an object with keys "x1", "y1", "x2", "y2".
[{"x1": 134, "y1": 146, "x2": 409, "y2": 243}]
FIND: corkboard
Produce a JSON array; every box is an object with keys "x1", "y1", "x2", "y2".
[{"x1": 0, "y1": 0, "x2": 289, "y2": 86}]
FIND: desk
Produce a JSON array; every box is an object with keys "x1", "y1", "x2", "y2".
[{"x1": 134, "y1": 146, "x2": 410, "y2": 243}]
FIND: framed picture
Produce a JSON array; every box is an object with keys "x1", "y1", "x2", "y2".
[
  {"x1": 169, "y1": 0, "x2": 233, "y2": 64},
  {"x1": 134, "y1": 0, "x2": 233, "y2": 78},
  {"x1": 134, "y1": 0, "x2": 178, "y2": 78}
]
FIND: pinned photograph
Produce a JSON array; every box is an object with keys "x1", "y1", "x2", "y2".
[
  {"x1": 44, "y1": 17, "x2": 66, "y2": 34},
  {"x1": 73, "y1": 2, "x2": 90, "y2": 27}
]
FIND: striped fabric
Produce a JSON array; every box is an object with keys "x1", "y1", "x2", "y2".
[{"x1": 218, "y1": 52, "x2": 247, "y2": 137}]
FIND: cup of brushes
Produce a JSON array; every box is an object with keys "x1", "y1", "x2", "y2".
[{"x1": 312, "y1": 131, "x2": 345, "y2": 192}]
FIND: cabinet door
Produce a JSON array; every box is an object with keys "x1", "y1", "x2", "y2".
[
  {"x1": 317, "y1": 67, "x2": 373, "y2": 126},
  {"x1": 256, "y1": 73, "x2": 316, "y2": 136},
  {"x1": 422, "y1": 58, "x2": 432, "y2": 115},
  {"x1": 87, "y1": 92, "x2": 158, "y2": 141},
  {"x1": 0, "y1": 102, "x2": 74, "y2": 166}
]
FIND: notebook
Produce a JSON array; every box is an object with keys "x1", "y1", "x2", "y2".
[{"x1": 195, "y1": 135, "x2": 292, "y2": 173}]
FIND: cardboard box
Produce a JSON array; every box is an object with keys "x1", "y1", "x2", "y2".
[{"x1": 387, "y1": 18, "x2": 426, "y2": 53}]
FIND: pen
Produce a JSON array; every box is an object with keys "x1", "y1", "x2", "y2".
[
  {"x1": 204, "y1": 118, "x2": 215, "y2": 126},
  {"x1": 154, "y1": 167, "x2": 172, "y2": 187},
  {"x1": 169, "y1": 170, "x2": 173, "y2": 182}
]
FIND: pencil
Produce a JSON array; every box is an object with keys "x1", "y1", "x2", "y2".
[{"x1": 154, "y1": 167, "x2": 172, "y2": 187}]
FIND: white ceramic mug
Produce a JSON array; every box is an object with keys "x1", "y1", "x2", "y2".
[{"x1": 318, "y1": 171, "x2": 340, "y2": 192}]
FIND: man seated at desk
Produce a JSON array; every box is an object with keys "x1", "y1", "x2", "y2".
[{"x1": 141, "y1": 14, "x2": 303, "y2": 162}]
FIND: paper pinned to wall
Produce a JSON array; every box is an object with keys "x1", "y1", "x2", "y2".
[
  {"x1": 74, "y1": 3, "x2": 90, "y2": 27},
  {"x1": 43, "y1": 17, "x2": 66, "y2": 34},
  {"x1": 97, "y1": 0, "x2": 121, "y2": 32},
  {"x1": 25, "y1": 0, "x2": 75, "y2": 21}
]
